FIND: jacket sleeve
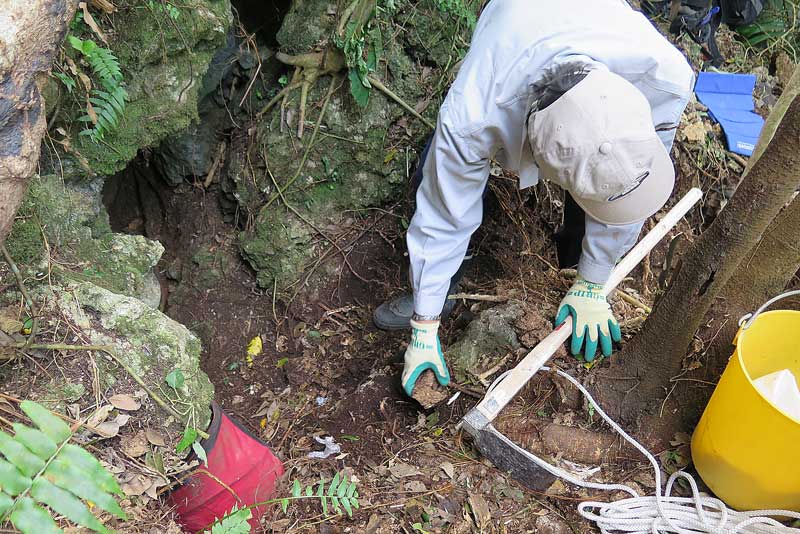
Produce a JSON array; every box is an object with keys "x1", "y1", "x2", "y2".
[{"x1": 407, "y1": 116, "x2": 490, "y2": 316}]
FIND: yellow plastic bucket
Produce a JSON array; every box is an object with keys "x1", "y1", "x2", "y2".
[{"x1": 691, "y1": 291, "x2": 800, "y2": 511}]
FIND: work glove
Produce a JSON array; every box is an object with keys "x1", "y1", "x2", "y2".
[
  {"x1": 401, "y1": 320, "x2": 450, "y2": 396},
  {"x1": 555, "y1": 277, "x2": 622, "y2": 362}
]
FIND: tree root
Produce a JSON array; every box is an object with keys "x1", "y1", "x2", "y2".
[{"x1": 1, "y1": 245, "x2": 38, "y2": 348}]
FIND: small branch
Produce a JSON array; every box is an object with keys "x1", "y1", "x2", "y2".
[
  {"x1": 614, "y1": 290, "x2": 652, "y2": 314},
  {"x1": 1, "y1": 244, "x2": 38, "y2": 347},
  {"x1": 367, "y1": 75, "x2": 435, "y2": 130},
  {"x1": 263, "y1": 75, "x2": 341, "y2": 210},
  {"x1": 448, "y1": 292, "x2": 509, "y2": 302}
]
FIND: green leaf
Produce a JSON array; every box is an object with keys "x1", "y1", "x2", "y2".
[
  {"x1": 348, "y1": 69, "x2": 370, "y2": 108},
  {"x1": 59, "y1": 445, "x2": 121, "y2": 495},
  {"x1": 31, "y1": 478, "x2": 107, "y2": 533},
  {"x1": 45, "y1": 457, "x2": 126, "y2": 519},
  {"x1": 209, "y1": 506, "x2": 252, "y2": 534},
  {"x1": 350, "y1": 496, "x2": 359, "y2": 509},
  {"x1": 12, "y1": 424, "x2": 57, "y2": 461},
  {"x1": 192, "y1": 442, "x2": 208, "y2": 467},
  {"x1": 9, "y1": 497, "x2": 61, "y2": 534},
  {"x1": 68, "y1": 35, "x2": 84, "y2": 52},
  {"x1": 0, "y1": 491, "x2": 13, "y2": 516},
  {"x1": 346, "y1": 481, "x2": 356, "y2": 499},
  {"x1": 0, "y1": 459, "x2": 33, "y2": 496},
  {"x1": 19, "y1": 406, "x2": 72, "y2": 443},
  {"x1": 280, "y1": 497, "x2": 288, "y2": 514},
  {"x1": 327, "y1": 472, "x2": 340, "y2": 496},
  {"x1": 176, "y1": 427, "x2": 198, "y2": 454},
  {"x1": 331, "y1": 495, "x2": 340, "y2": 514},
  {"x1": 337, "y1": 475, "x2": 348, "y2": 498},
  {"x1": 305, "y1": 486, "x2": 313, "y2": 497},
  {"x1": 0, "y1": 432, "x2": 44, "y2": 477},
  {"x1": 166, "y1": 369, "x2": 185, "y2": 389},
  {"x1": 291, "y1": 479, "x2": 301, "y2": 498},
  {"x1": 341, "y1": 494, "x2": 352, "y2": 517},
  {"x1": 317, "y1": 480, "x2": 327, "y2": 516}
]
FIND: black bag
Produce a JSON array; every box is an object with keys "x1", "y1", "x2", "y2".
[
  {"x1": 719, "y1": 0, "x2": 764, "y2": 27},
  {"x1": 642, "y1": 0, "x2": 764, "y2": 67}
]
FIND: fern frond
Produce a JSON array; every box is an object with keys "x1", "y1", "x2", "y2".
[
  {"x1": 68, "y1": 36, "x2": 127, "y2": 142},
  {"x1": 0, "y1": 401, "x2": 125, "y2": 534}
]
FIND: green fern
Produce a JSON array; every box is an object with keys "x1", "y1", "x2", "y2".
[
  {"x1": 67, "y1": 35, "x2": 128, "y2": 142},
  {"x1": 208, "y1": 506, "x2": 251, "y2": 534},
  {"x1": 203, "y1": 471, "x2": 360, "y2": 533},
  {"x1": 0, "y1": 401, "x2": 126, "y2": 534}
]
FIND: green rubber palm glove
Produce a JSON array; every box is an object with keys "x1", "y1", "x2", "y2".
[
  {"x1": 555, "y1": 277, "x2": 622, "y2": 362},
  {"x1": 401, "y1": 320, "x2": 450, "y2": 396}
]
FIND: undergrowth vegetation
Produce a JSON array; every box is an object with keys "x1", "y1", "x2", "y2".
[
  {"x1": 0, "y1": 401, "x2": 125, "y2": 534},
  {"x1": 737, "y1": 0, "x2": 799, "y2": 60}
]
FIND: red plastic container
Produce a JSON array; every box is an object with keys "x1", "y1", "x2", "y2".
[{"x1": 169, "y1": 402, "x2": 284, "y2": 532}]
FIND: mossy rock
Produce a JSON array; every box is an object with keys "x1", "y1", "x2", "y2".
[
  {"x1": 233, "y1": 0, "x2": 480, "y2": 288},
  {"x1": 43, "y1": 0, "x2": 233, "y2": 179},
  {"x1": 53, "y1": 281, "x2": 214, "y2": 431},
  {"x1": 446, "y1": 302, "x2": 523, "y2": 383},
  {"x1": 5, "y1": 175, "x2": 163, "y2": 306}
]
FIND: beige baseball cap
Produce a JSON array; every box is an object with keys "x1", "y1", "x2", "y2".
[{"x1": 528, "y1": 69, "x2": 675, "y2": 226}]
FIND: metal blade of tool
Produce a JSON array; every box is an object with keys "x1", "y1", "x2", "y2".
[{"x1": 462, "y1": 188, "x2": 703, "y2": 490}]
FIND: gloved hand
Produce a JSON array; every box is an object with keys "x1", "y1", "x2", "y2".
[
  {"x1": 555, "y1": 277, "x2": 622, "y2": 362},
  {"x1": 401, "y1": 320, "x2": 450, "y2": 396}
]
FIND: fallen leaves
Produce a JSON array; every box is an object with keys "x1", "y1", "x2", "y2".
[
  {"x1": 145, "y1": 429, "x2": 166, "y2": 447},
  {"x1": 388, "y1": 462, "x2": 422, "y2": 478},
  {"x1": 246, "y1": 336, "x2": 263, "y2": 368},
  {"x1": 467, "y1": 493, "x2": 491, "y2": 530},
  {"x1": 109, "y1": 393, "x2": 141, "y2": 411},
  {"x1": 121, "y1": 431, "x2": 149, "y2": 458}
]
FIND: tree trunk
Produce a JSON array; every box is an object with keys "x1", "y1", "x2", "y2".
[
  {"x1": 699, "y1": 66, "x2": 800, "y2": 380},
  {"x1": 0, "y1": 0, "x2": 77, "y2": 246},
  {"x1": 597, "y1": 79, "x2": 800, "y2": 423}
]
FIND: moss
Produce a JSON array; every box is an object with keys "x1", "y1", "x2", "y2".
[
  {"x1": 47, "y1": 0, "x2": 232, "y2": 179},
  {"x1": 276, "y1": 0, "x2": 334, "y2": 54},
  {"x1": 5, "y1": 214, "x2": 44, "y2": 266},
  {"x1": 57, "y1": 282, "x2": 214, "y2": 430},
  {"x1": 12, "y1": 175, "x2": 164, "y2": 303}
]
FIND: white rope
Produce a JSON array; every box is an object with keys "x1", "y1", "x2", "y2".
[{"x1": 526, "y1": 367, "x2": 800, "y2": 534}]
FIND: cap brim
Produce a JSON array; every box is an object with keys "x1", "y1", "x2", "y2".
[{"x1": 573, "y1": 141, "x2": 675, "y2": 226}]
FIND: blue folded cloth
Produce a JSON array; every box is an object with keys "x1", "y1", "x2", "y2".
[{"x1": 694, "y1": 72, "x2": 765, "y2": 156}]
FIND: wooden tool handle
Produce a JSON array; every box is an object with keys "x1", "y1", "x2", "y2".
[{"x1": 473, "y1": 188, "x2": 703, "y2": 422}]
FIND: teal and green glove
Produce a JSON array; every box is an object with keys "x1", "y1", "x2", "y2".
[
  {"x1": 401, "y1": 320, "x2": 450, "y2": 396},
  {"x1": 555, "y1": 277, "x2": 622, "y2": 362}
]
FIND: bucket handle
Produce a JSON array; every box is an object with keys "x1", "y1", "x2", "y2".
[{"x1": 738, "y1": 290, "x2": 800, "y2": 330}]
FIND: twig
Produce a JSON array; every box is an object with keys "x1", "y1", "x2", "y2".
[
  {"x1": 1, "y1": 244, "x2": 38, "y2": 347},
  {"x1": 614, "y1": 290, "x2": 652, "y2": 314},
  {"x1": 9, "y1": 342, "x2": 208, "y2": 439},
  {"x1": 203, "y1": 142, "x2": 227, "y2": 188},
  {"x1": 263, "y1": 75, "x2": 341, "y2": 210},
  {"x1": 257, "y1": 81, "x2": 302, "y2": 117},
  {"x1": 729, "y1": 152, "x2": 749, "y2": 169},
  {"x1": 447, "y1": 292, "x2": 510, "y2": 302},
  {"x1": 367, "y1": 75, "x2": 435, "y2": 130}
]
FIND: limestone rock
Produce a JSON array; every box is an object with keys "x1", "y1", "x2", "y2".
[
  {"x1": 446, "y1": 302, "x2": 523, "y2": 382},
  {"x1": 41, "y1": 0, "x2": 233, "y2": 179},
  {"x1": 6, "y1": 175, "x2": 164, "y2": 306},
  {"x1": 55, "y1": 281, "x2": 214, "y2": 429}
]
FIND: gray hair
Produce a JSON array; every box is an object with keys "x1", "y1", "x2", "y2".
[{"x1": 529, "y1": 62, "x2": 592, "y2": 113}]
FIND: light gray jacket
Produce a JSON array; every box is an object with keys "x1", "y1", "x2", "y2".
[{"x1": 407, "y1": 0, "x2": 694, "y2": 316}]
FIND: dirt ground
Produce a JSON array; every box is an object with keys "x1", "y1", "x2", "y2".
[{"x1": 95, "y1": 147, "x2": 717, "y2": 534}]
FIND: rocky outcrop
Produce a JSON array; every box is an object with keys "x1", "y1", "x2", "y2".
[{"x1": 41, "y1": 0, "x2": 233, "y2": 180}]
